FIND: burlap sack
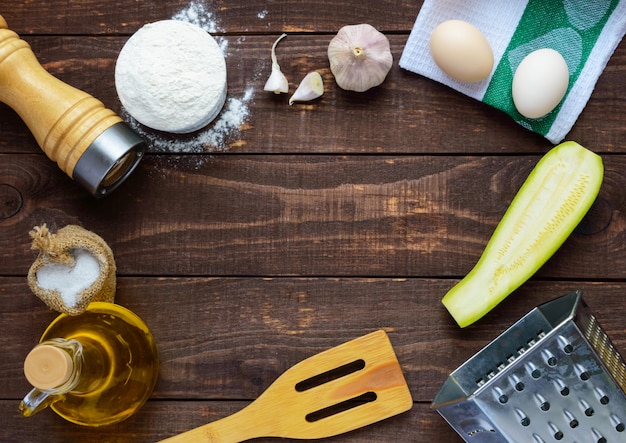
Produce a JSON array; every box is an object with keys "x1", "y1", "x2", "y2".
[{"x1": 27, "y1": 224, "x2": 116, "y2": 315}]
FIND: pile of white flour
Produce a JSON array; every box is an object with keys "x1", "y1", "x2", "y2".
[
  {"x1": 117, "y1": 1, "x2": 265, "y2": 153},
  {"x1": 115, "y1": 19, "x2": 227, "y2": 134}
]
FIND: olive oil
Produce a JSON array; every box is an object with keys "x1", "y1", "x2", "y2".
[{"x1": 26, "y1": 302, "x2": 159, "y2": 426}]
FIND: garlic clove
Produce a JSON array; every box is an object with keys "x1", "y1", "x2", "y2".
[
  {"x1": 289, "y1": 72, "x2": 324, "y2": 105},
  {"x1": 328, "y1": 23, "x2": 393, "y2": 92},
  {"x1": 264, "y1": 69, "x2": 289, "y2": 94},
  {"x1": 264, "y1": 33, "x2": 289, "y2": 94}
]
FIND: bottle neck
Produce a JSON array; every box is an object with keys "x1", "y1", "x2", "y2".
[{"x1": 24, "y1": 338, "x2": 83, "y2": 394}]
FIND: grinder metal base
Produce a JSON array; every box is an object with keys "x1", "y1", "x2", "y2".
[{"x1": 73, "y1": 122, "x2": 145, "y2": 197}]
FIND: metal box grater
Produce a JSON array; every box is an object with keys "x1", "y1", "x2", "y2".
[{"x1": 431, "y1": 290, "x2": 626, "y2": 442}]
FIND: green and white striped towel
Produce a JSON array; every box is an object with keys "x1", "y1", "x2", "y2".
[{"x1": 399, "y1": 0, "x2": 626, "y2": 143}]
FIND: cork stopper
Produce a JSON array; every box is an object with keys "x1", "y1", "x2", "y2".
[{"x1": 24, "y1": 345, "x2": 74, "y2": 390}]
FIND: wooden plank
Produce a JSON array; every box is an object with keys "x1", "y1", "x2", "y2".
[
  {"x1": 1, "y1": 1, "x2": 423, "y2": 35},
  {"x1": 3, "y1": 278, "x2": 625, "y2": 441},
  {"x1": 2, "y1": 2, "x2": 626, "y2": 442},
  {"x1": 0, "y1": 153, "x2": 622, "y2": 277},
  {"x1": 1, "y1": 400, "x2": 457, "y2": 443},
  {"x1": 2, "y1": 35, "x2": 624, "y2": 155},
  {"x1": 3, "y1": 277, "x2": 625, "y2": 400}
]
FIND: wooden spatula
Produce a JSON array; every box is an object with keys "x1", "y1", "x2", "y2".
[{"x1": 159, "y1": 330, "x2": 413, "y2": 442}]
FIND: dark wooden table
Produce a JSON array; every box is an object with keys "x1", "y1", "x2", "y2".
[{"x1": 1, "y1": 1, "x2": 625, "y2": 442}]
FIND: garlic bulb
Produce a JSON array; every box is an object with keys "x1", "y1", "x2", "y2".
[
  {"x1": 328, "y1": 24, "x2": 393, "y2": 92},
  {"x1": 289, "y1": 72, "x2": 324, "y2": 105},
  {"x1": 263, "y1": 33, "x2": 289, "y2": 94}
]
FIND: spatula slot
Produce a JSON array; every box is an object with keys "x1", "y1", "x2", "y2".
[
  {"x1": 295, "y1": 359, "x2": 365, "y2": 392},
  {"x1": 305, "y1": 391, "x2": 377, "y2": 423}
]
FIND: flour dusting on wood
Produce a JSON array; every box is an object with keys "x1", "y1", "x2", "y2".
[
  {"x1": 124, "y1": 87, "x2": 253, "y2": 154},
  {"x1": 172, "y1": 1, "x2": 219, "y2": 33}
]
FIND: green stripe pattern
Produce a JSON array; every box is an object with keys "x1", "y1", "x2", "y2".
[{"x1": 482, "y1": 0, "x2": 619, "y2": 136}]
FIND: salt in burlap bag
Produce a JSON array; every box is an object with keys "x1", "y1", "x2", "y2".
[{"x1": 27, "y1": 224, "x2": 117, "y2": 315}]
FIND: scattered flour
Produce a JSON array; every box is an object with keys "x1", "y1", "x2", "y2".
[
  {"x1": 118, "y1": 1, "x2": 273, "y2": 155},
  {"x1": 172, "y1": 1, "x2": 228, "y2": 53},
  {"x1": 124, "y1": 86, "x2": 253, "y2": 153},
  {"x1": 172, "y1": 1, "x2": 220, "y2": 33},
  {"x1": 36, "y1": 249, "x2": 100, "y2": 309}
]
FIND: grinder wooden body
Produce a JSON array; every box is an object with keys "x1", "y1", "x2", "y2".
[{"x1": 0, "y1": 15, "x2": 144, "y2": 196}]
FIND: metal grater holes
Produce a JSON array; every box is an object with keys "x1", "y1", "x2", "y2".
[
  {"x1": 527, "y1": 361, "x2": 542, "y2": 379},
  {"x1": 563, "y1": 409, "x2": 579, "y2": 428},
  {"x1": 515, "y1": 407, "x2": 531, "y2": 427},
  {"x1": 595, "y1": 387, "x2": 610, "y2": 405},
  {"x1": 575, "y1": 363, "x2": 590, "y2": 381},
  {"x1": 584, "y1": 314, "x2": 626, "y2": 393},
  {"x1": 534, "y1": 420, "x2": 614, "y2": 443},
  {"x1": 580, "y1": 398, "x2": 595, "y2": 417},
  {"x1": 532, "y1": 433, "x2": 546, "y2": 443},
  {"x1": 542, "y1": 349, "x2": 557, "y2": 367},
  {"x1": 611, "y1": 414, "x2": 625, "y2": 432},
  {"x1": 558, "y1": 335, "x2": 574, "y2": 354},
  {"x1": 518, "y1": 332, "x2": 620, "y2": 440},
  {"x1": 493, "y1": 386, "x2": 508, "y2": 404},
  {"x1": 548, "y1": 422, "x2": 564, "y2": 440},
  {"x1": 555, "y1": 378, "x2": 570, "y2": 396},
  {"x1": 466, "y1": 429, "x2": 496, "y2": 437},
  {"x1": 510, "y1": 373, "x2": 525, "y2": 392},
  {"x1": 591, "y1": 427, "x2": 607, "y2": 443},
  {"x1": 534, "y1": 393, "x2": 550, "y2": 411},
  {"x1": 433, "y1": 293, "x2": 626, "y2": 443},
  {"x1": 476, "y1": 330, "x2": 547, "y2": 389}
]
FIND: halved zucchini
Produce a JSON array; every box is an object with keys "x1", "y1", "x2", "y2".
[{"x1": 442, "y1": 141, "x2": 604, "y2": 328}]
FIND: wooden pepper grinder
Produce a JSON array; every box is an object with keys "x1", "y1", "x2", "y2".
[{"x1": 0, "y1": 15, "x2": 145, "y2": 197}]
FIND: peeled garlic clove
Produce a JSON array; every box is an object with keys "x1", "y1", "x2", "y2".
[
  {"x1": 264, "y1": 33, "x2": 289, "y2": 94},
  {"x1": 289, "y1": 71, "x2": 324, "y2": 105},
  {"x1": 328, "y1": 23, "x2": 393, "y2": 92}
]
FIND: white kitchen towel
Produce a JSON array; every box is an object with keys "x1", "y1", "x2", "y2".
[{"x1": 399, "y1": 0, "x2": 626, "y2": 143}]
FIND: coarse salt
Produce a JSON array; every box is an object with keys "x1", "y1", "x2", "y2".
[{"x1": 36, "y1": 249, "x2": 101, "y2": 309}]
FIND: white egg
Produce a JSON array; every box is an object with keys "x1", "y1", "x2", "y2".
[
  {"x1": 512, "y1": 48, "x2": 569, "y2": 119},
  {"x1": 429, "y1": 20, "x2": 494, "y2": 83}
]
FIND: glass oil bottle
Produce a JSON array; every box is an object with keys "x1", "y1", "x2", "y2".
[{"x1": 20, "y1": 302, "x2": 159, "y2": 426}]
